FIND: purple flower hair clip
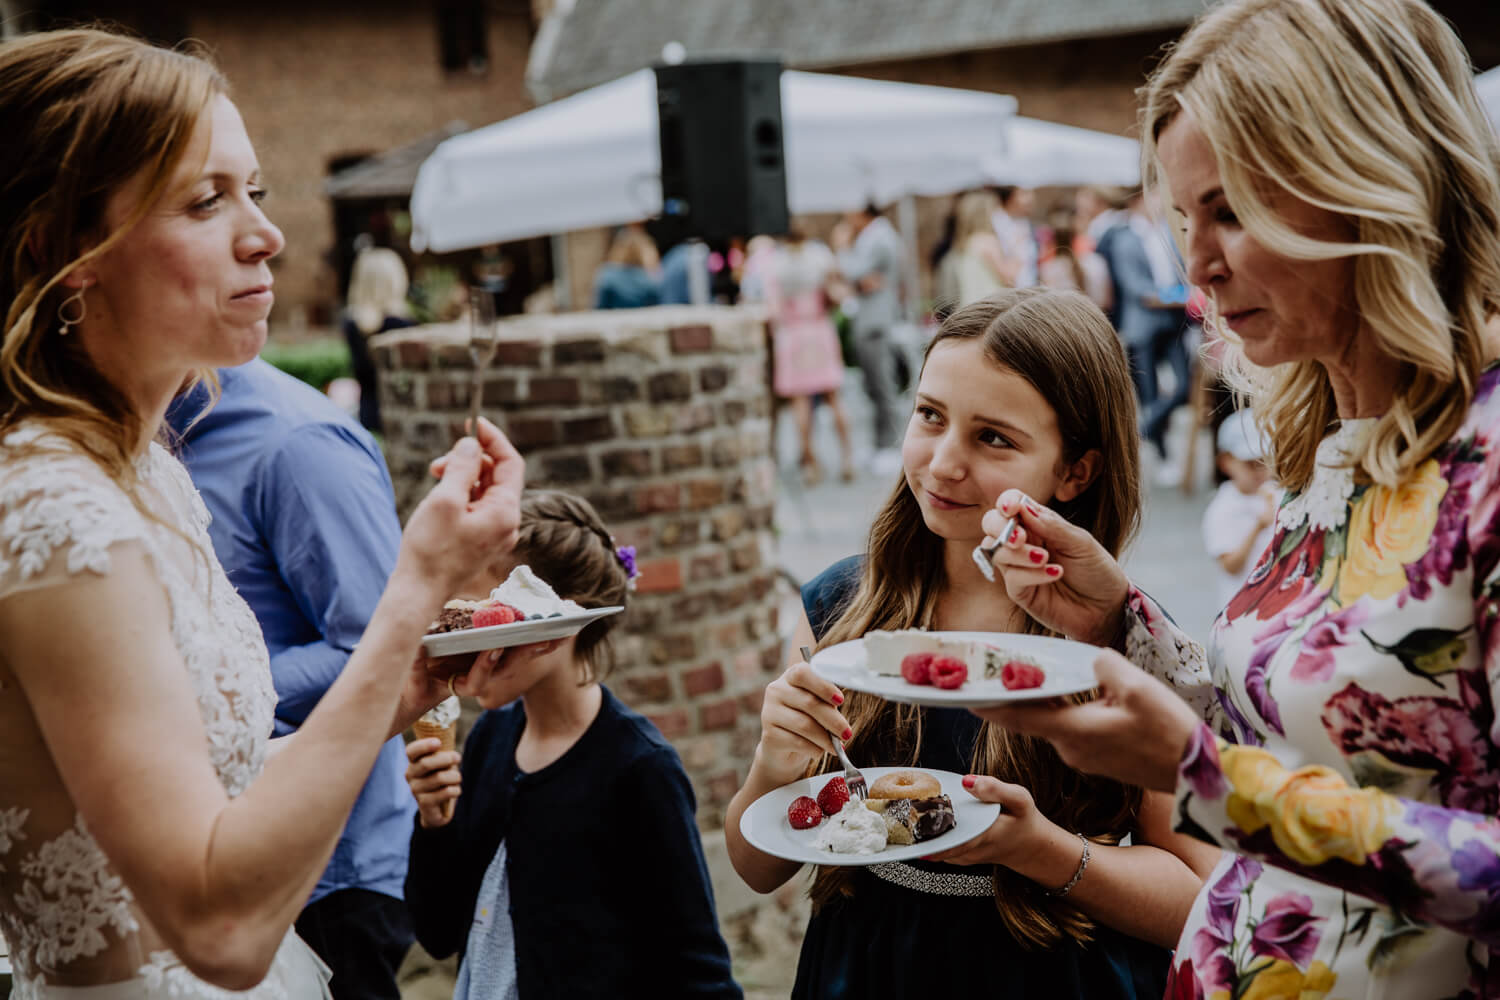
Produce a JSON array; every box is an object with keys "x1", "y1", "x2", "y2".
[{"x1": 615, "y1": 544, "x2": 639, "y2": 590}]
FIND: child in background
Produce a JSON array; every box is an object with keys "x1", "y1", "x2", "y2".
[
  {"x1": 725, "y1": 289, "x2": 1218, "y2": 1000},
  {"x1": 1201, "y1": 408, "x2": 1278, "y2": 611},
  {"x1": 404, "y1": 490, "x2": 742, "y2": 999}
]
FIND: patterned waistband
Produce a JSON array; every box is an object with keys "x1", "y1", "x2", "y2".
[{"x1": 865, "y1": 861, "x2": 993, "y2": 897}]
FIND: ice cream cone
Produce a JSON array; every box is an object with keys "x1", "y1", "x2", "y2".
[
  {"x1": 412, "y1": 718, "x2": 456, "y2": 753},
  {"x1": 411, "y1": 718, "x2": 457, "y2": 821}
]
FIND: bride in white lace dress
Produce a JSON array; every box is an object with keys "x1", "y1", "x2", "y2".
[{"x1": 0, "y1": 29, "x2": 525, "y2": 998}]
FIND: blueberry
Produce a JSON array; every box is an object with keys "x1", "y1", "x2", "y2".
[
  {"x1": 528, "y1": 613, "x2": 543, "y2": 621},
  {"x1": 547, "y1": 612, "x2": 563, "y2": 618}
]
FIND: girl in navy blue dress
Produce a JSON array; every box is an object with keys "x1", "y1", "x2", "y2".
[
  {"x1": 404, "y1": 491, "x2": 741, "y2": 999},
  {"x1": 725, "y1": 289, "x2": 1222, "y2": 999}
]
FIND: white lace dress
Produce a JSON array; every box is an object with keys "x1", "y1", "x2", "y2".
[{"x1": 0, "y1": 426, "x2": 331, "y2": 998}]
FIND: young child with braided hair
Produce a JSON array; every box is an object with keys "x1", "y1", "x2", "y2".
[{"x1": 404, "y1": 490, "x2": 742, "y2": 998}]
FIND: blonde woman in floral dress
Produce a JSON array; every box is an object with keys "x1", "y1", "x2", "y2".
[{"x1": 965, "y1": 1, "x2": 1500, "y2": 999}]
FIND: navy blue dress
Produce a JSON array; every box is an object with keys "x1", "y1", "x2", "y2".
[{"x1": 792, "y1": 557, "x2": 1171, "y2": 1000}]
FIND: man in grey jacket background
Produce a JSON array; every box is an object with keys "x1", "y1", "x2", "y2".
[{"x1": 835, "y1": 203, "x2": 908, "y2": 475}]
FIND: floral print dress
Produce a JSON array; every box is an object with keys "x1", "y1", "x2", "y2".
[{"x1": 1168, "y1": 365, "x2": 1500, "y2": 1000}]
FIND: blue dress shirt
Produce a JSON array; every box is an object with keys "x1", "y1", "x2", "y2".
[{"x1": 166, "y1": 359, "x2": 416, "y2": 905}]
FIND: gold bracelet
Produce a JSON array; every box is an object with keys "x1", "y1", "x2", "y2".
[{"x1": 1045, "y1": 833, "x2": 1091, "y2": 897}]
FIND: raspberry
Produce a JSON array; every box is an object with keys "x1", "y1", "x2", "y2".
[
  {"x1": 930, "y1": 655, "x2": 968, "y2": 689},
  {"x1": 816, "y1": 776, "x2": 850, "y2": 816},
  {"x1": 787, "y1": 795, "x2": 823, "y2": 829},
  {"x1": 472, "y1": 603, "x2": 522, "y2": 628},
  {"x1": 900, "y1": 652, "x2": 935, "y2": 685},
  {"x1": 1000, "y1": 661, "x2": 1046, "y2": 690}
]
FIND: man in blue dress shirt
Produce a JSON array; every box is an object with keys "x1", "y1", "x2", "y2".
[{"x1": 167, "y1": 359, "x2": 416, "y2": 999}]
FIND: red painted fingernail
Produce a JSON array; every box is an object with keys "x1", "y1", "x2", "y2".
[
  {"x1": 831, "y1": 692, "x2": 844, "y2": 705},
  {"x1": 962, "y1": 774, "x2": 977, "y2": 788},
  {"x1": 1026, "y1": 500, "x2": 1043, "y2": 515},
  {"x1": 1007, "y1": 527, "x2": 1021, "y2": 544},
  {"x1": 1029, "y1": 549, "x2": 1045, "y2": 564},
  {"x1": 1046, "y1": 564, "x2": 1062, "y2": 577},
  {"x1": 842, "y1": 728, "x2": 853, "y2": 740}
]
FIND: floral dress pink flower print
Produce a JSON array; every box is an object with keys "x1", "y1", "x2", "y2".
[{"x1": 1169, "y1": 365, "x2": 1500, "y2": 1000}]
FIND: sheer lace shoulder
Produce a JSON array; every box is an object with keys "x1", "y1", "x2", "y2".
[
  {"x1": 0, "y1": 425, "x2": 304, "y2": 997},
  {"x1": 0, "y1": 426, "x2": 153, "y2": 600}
]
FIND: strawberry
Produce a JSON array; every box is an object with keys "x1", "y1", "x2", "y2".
[
  {"x1": 816, "y1": 776, "x2": 849, "y2": 816},
  {"x1": 472, "y1": 603, "x2": 522, "y2": 628},
  {"x1": 900, "y1": 652, "x2": 935, "y2": 685},
  {"x1": 1000, "y1": 661, "x2": 1046, "y2": 690},
  {"x1": 787, "y1": 795, "x2": 823, "y2": 829},
  {"x1": 930, "y1": 655, "x2": 968, "y2": 690}
]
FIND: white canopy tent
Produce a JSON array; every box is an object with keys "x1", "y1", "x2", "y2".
[
  {"x1": 1477, "y1": 65, "x2": 1500, "y2": 132},
  {"x1": 409, "y1": 68, "x2": 1018, "y2": 254},
  {"x1": 985, "y1": 117, "x2": 1140, "y2": 189}
]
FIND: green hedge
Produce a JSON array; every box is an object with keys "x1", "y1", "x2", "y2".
[{"x1": 261, "y1": 337, "x2": 352, "y2": 391}]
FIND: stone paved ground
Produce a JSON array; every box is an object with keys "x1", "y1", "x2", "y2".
[{"x1": 398, "y1": 355, "x2": 1223, "y2": 999}]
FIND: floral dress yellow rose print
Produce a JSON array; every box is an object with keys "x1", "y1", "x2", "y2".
[{"x1": 1169, "y1": 368, "x2": 1500, "y2": 1000}]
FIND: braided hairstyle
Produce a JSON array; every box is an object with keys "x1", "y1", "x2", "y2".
[{"x1": 513, "y1": 490, "x2": 631, "y2": 681}]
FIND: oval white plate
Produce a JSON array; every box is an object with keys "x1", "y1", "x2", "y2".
[
  {"x1": 809, "y1": 631, "x2": 1101, "y2": 708},
  {"x1": 421, "y1": 606, "x2": 624, "y2": 657},
  {"x1": 738, "y1": 766, "x2": 999, "y2": 867}
]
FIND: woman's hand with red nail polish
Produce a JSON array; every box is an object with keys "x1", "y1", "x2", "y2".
[
  {"x1": 922, "y1": 775, "x2": 1058, "y2": 871},
  {"x1": 978, "y1": 488, "x2": 1132, "y2": 646},
  {"x1": 752, "y1": 655, "x2": 853, "y2": 789}
]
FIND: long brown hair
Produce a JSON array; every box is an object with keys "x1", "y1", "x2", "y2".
[
  {"x1": 809, "y1": 289, "x2": 1144, "y2": 949},
  {"x1": 0, "y1": 28, "x2": 225, "y2": 464}
]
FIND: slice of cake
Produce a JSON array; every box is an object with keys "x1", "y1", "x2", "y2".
[
  {"x1": 861, "y1": 630, "x2": 1047, "y2": 688},
  {"x1": 427, "y1": 599, "x2": 487, "y2": 634},
  {"x1": 863, "y1": 629, "x2": 971, "y2": 677}
]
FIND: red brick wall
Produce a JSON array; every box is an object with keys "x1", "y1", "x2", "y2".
[
  {"x1": 178, "y1": 0, "x2": 536, "y2": 320},
  {"x1": 373, "y1": 305, "x2": 781, "y2": 827}
]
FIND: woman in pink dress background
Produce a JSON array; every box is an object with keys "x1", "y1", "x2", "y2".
[{"x1": 764, "y1": 228, "x2": 855, "y2": 485}]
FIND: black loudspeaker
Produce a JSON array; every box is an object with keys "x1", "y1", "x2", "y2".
[{"x1": 655, "y1": 58, "x2": 789, "y2": 240}]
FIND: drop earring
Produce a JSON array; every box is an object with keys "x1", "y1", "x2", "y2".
[{"x1": 56, "y1": 285, "x2": 87, "y2": 336}]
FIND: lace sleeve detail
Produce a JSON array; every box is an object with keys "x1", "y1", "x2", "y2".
[
  {"x1": 1122, "y1": 585, "x2": 1221, "y2": 725},
  {"x1": 0, "y1": 430, "x2": 150, "y2": 601}
]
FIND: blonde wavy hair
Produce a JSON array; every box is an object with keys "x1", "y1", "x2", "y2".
[
  {"x1": 346, "y1": 247, "x2": 411, "y2": 335},
  {"x1": 954, "y1": 189, "x2": 1000, "y2": 248},
  {"x1": 0, "y1": 28, "x2": 226, "y2": 481},
  {"x1": 1141, "y1": 0, "x2": 1500, "y2": 491}
]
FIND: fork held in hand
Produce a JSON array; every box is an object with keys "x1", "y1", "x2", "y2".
[
  {"x1": 972, "y1": 514, "x2": 1018, "y2": 583},
  {"x1": 466, "y1": 286, "x2": 500, "y2": 436},
  {"x1": 799, "y1": 645, "x2": 867, "y2": 800}
]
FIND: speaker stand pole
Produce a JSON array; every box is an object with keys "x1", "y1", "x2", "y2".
[{"x1": 549, "y1": 233, "x2": 572, "y2": 310}]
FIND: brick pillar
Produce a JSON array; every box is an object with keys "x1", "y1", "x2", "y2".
[{"x1": 372, "y1": 305, "x2": 782, "y2": 828}]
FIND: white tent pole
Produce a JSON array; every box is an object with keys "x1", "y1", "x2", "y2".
[
  {"x1": 549, "y1": 234, "x2": 572, "y2": 310},
  {"x1": 897, "y1": 194, "x2": 921, "y2": 324}
]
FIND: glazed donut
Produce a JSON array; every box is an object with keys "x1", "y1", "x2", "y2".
[{"x1": 869, "y1": 769, "x2": 942, "y2": 801}]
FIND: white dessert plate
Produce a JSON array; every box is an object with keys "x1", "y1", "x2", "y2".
[
  {"x1": 421, "y1": 606, "x2": 624, "y2": 658},
  {"x1": 810, "y1": 631, "x2": 1101, "y2": 708},
  {"x1": 739, "y1": 766, "x2": 1000, "y2": 867}
]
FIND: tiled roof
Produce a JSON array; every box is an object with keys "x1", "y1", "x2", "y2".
[
  {"x1": 324, "y1": 122, "x2": 470, "y2": 200},
  {"x1": 530, "y1": 0, "x2": 1212, "y2": 98}
]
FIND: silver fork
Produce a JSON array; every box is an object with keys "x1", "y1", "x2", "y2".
[
  {"x1": 971, "y1": 514, "x2": 1017, "y2": 583},
  {"x1": 801, "y1": 644, "x2": 867, "y2": 800},
  {"x1": 466, "y1": 286, "x2": 500, "y2": 434}
]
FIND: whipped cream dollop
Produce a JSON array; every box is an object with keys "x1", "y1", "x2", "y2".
[
  {"x1": 489, "y1": 565, "x2": 585, "y2": 618},
  {"x1": 815, "y1": 799, "x2": 888, "y2": 854},
  {"x1": 421, "y1": 695, "x2": 461, "y2": 728}
]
